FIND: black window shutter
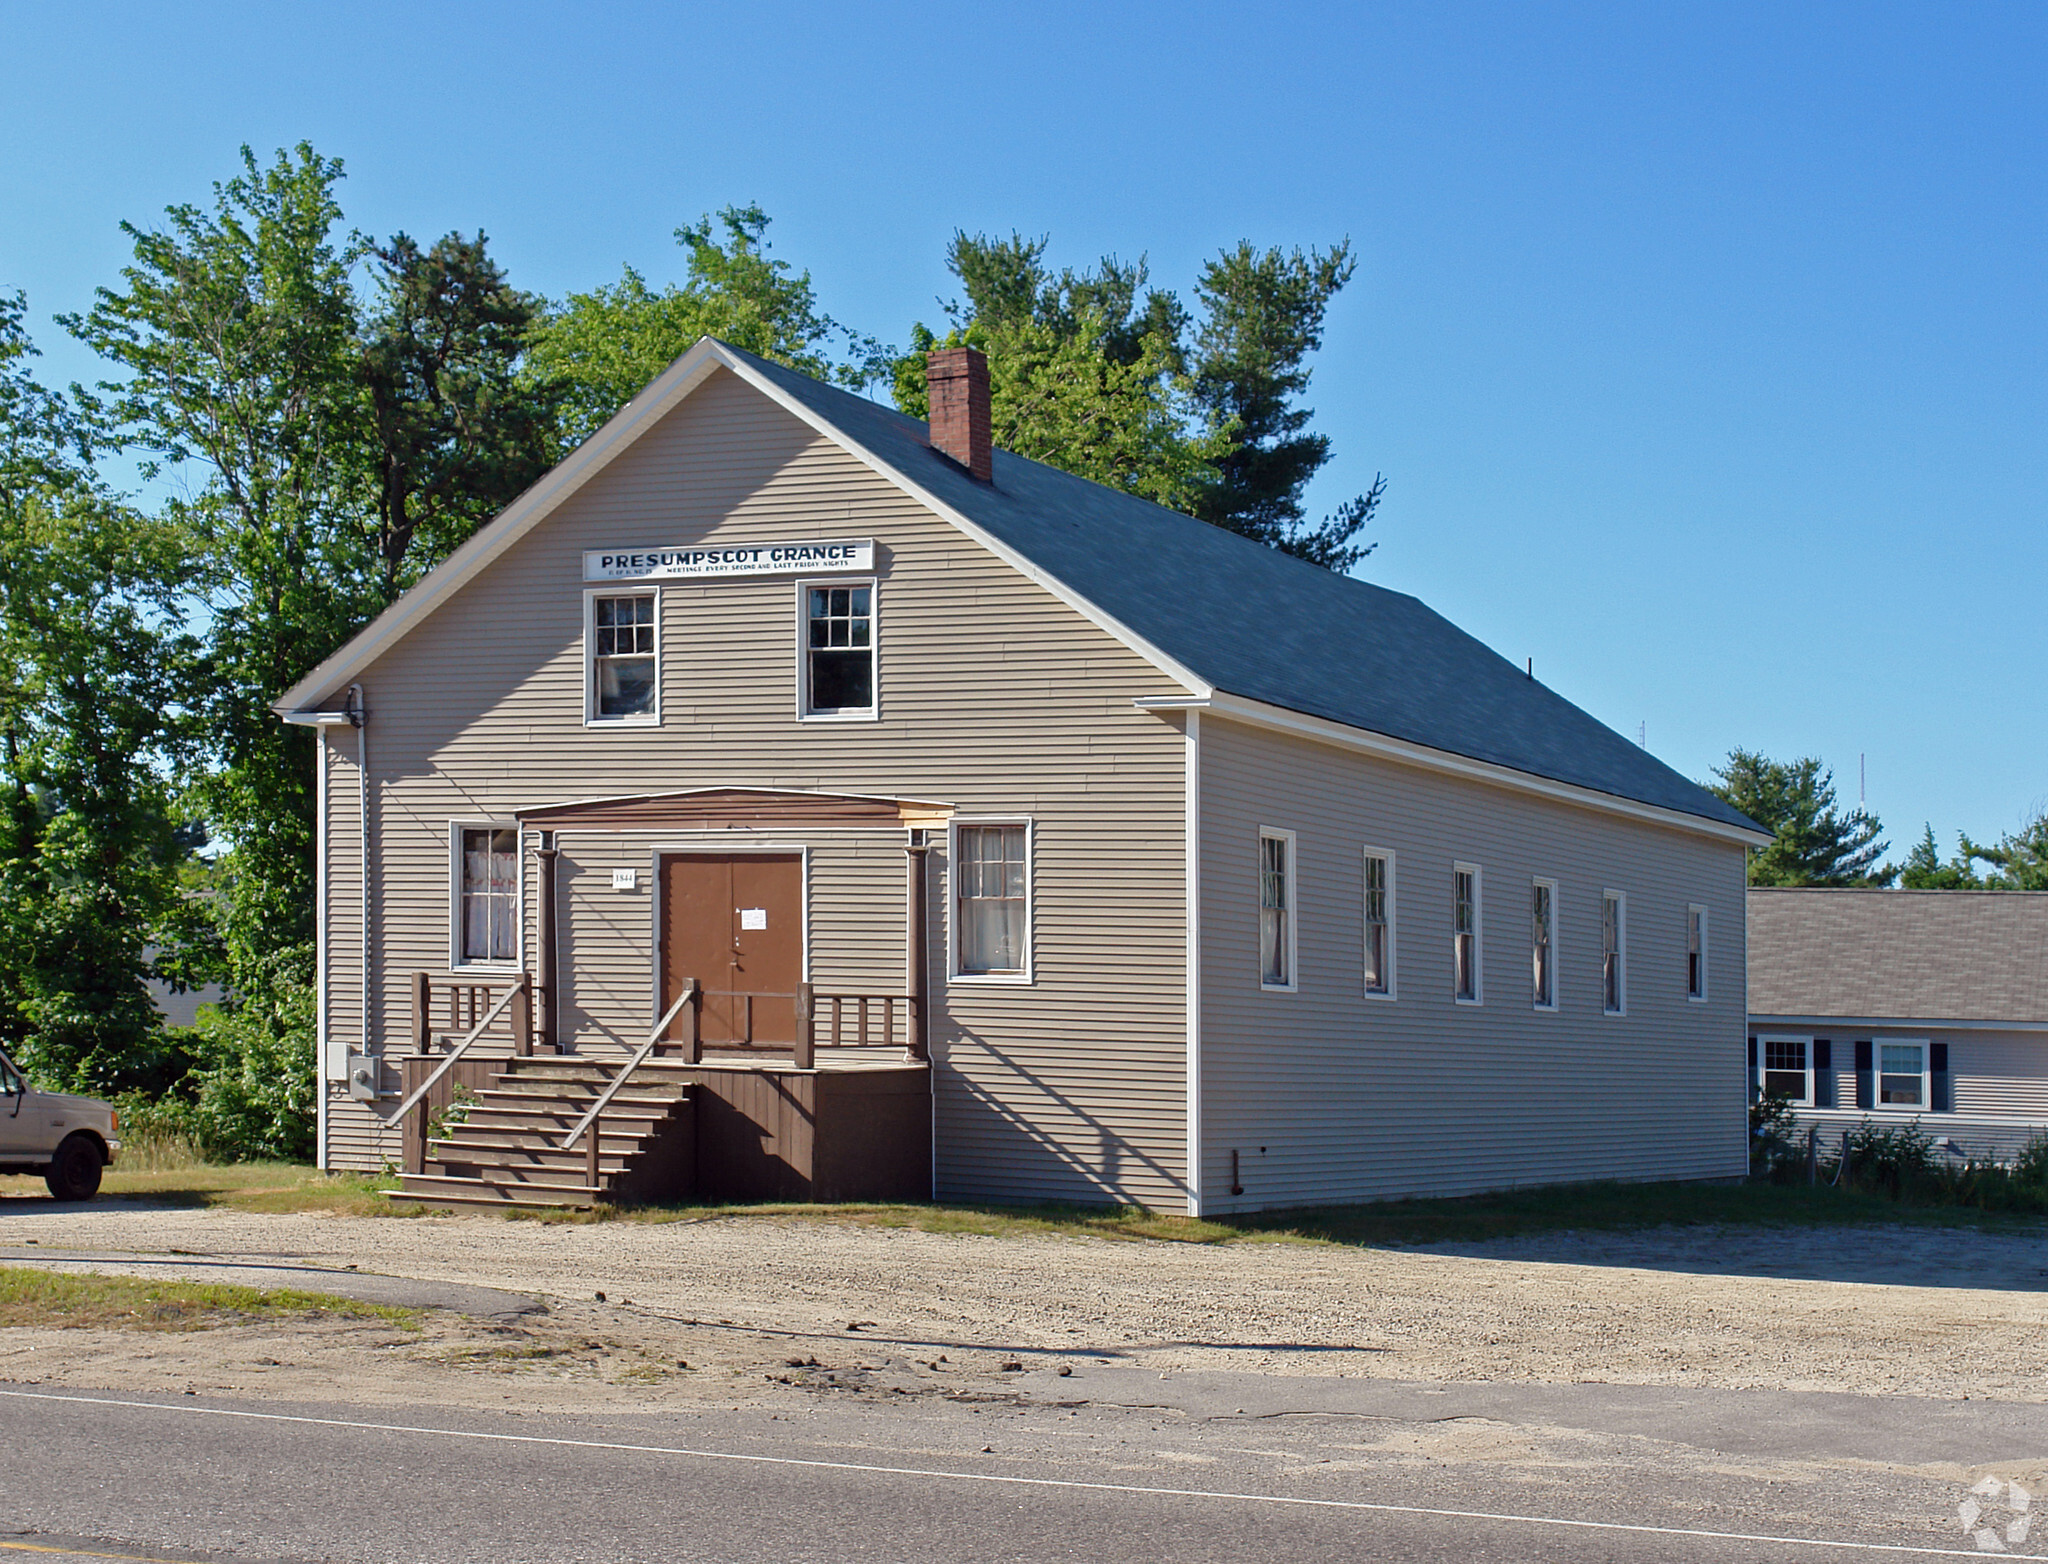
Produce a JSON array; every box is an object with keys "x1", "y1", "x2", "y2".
[
  {"x1": 1814, "y1": 1039, "x2": 1833, "y2": 1108},
  {"x1": 1854, "y1": 1039, "x2": 1873, "y2": 1111},
  {"x1": 1748, "y1": 1036, "x2": 1758, "y2": 1096},
  {"x1": 1931, "y1": 1042, "x2": 1951, "y2": 1112}
]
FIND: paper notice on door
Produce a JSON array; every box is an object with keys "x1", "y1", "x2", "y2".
[{"x1": 739, "y1": 907, "x2": 768, "y2": 930}]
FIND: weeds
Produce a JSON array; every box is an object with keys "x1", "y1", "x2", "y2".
[{"x1": 0, "y1": 1265, "x2": 417, "y2": 1331}]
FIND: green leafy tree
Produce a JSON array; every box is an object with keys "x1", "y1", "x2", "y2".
[
  {"x1": 355, "y1": 231, "x2": 564, "y2": 606},
  {"x1": 0, "y1": 293, "x2": 193, "y2": 1094},
  {"x1": 891, "y1": 233, "x2": 1228, "y2": 513},
  {"x1": 1708, "y1": 749, "x2": 1890, "y2": 887},
  {"x1": 1897, "y1": 825, "x2": 1982, "y2": 889},
  {"x1": 529, "y1": 204, "x2": 886, "y2": 447},
  {"x1": 1964, "y1": 811, "x2": 2048, "y2": 890},
  {"x1": 1188, "y1": 241, "x2": 1383, "y2": 570}
]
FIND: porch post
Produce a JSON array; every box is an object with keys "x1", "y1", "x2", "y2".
[
  {"x1": 535, "y1": 832, "x2": 561, "y2": 1053},
  {"x1": 905, "y1": 829, "x2": 931, "y2": 1062}
]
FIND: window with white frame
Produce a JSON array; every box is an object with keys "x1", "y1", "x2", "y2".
[
  {"x1": 1601, "y1": 890, "x2": 1626, "y2": 1014},
  {"x1": 1453, "y1": 862, "x2": 1481, "y2": 1003},
  {"x1": 802, "y1": 580, "x2": 876, "y2": 717},
  {"x1": 1362, "y1": 849, "x2": 1394, "y2": 997},
  {"x1": 1531, "y1": 878, "x2": 1557, "y2": 1010},
  {"x1": 1687, "y1": 904, "x2": 1708, "y2": 1001},
  {"x1": 1259, "y1": 830, "x2": 1295, "y2": 989},
  {"x1": 455, "y1": 827, "x2": 519, "y2": 966},
  {"x1": 1878, "y1": 1039, "x2": 1929, "y2": 1107},
  {"x1": 955, "y1": 823, "x2": 1029, "y2": 977},
  {"x1": 588, "y1": 592, "x2": 658, "y2": 721},
  {"x1": 1760, "y1": 1036, "x2": 1812, "y2": 1105}
]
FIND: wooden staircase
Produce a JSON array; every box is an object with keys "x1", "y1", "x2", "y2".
[{"x1": 392, "y1": 1057, "x2": 695, "y2": 1211}]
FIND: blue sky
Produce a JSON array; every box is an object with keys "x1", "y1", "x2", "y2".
[{"x1": 4, "y1": 1, "x2": 2043, "y2": 854}]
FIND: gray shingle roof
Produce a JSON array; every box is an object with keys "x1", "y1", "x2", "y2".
[
  {"x1": 734, "y1": 347, "x2": 1756, "y2": 832},
  {"x1": 1748, "y1": 888, "x2": 2048, "y2": 1024}
]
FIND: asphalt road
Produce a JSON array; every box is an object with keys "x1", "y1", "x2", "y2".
[{"x1": 0, "y1": 1378, "x2": 2024, "y2": 1563}]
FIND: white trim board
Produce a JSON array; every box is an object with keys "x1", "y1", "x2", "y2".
[{"x1": 1136, "y1": 693, "x2": 1770, "y2": 850}]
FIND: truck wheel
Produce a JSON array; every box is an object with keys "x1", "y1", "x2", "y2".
[{"x1": 44, "y1": 1135, "x2": 103, "y2": 1202}]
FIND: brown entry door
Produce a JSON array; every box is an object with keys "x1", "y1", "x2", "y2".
[{"x1": 660, "y1": 854, "x2": 804, "y2": 1045}]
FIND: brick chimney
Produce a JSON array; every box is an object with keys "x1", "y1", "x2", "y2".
[{"x1": 926, "y1": 347, "x2": 992, "y2": 482}]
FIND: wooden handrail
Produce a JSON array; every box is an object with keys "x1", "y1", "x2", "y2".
[
  {"x1": 394, "y1": 977, "x2": 527, "y2": 1124},
  {"x1": 560, "y1": 980, "x2": 697, "y2": 1152}
]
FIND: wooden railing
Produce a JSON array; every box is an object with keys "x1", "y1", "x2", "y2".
[
  {"x1": 666, "y1": 981, "x2": 924, "y2": 1069},
  {"x1": 559, "y1": 981, "x2": 697, "y2": 1157},
  {"x1": 396, "y1": 971, "x2": 532, "y2": 1176},
  {"x1": 410, "y1": 970, "x2": 534, "y2": 1057}
]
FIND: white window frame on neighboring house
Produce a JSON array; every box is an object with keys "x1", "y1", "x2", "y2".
[
  {"x1": 583, "y1": 588, "x2": 661, "y2": 726},
  {"x1": 1602, "y1": 889, "x2": 1627, "y2": 1015},
  {"x1": 1453, "y1": 861, "x2": 1483, "y2": 1005},
  {"x1": 1758, "y1": 1033, "x2": 1814, "y2": 1107},
  {"x1": 1876, "y1": 1037, "x2": 1931, "y2": 1110},
  {"x1": 796, "y1": 577, "x2": 879, "y2": 721},
  {"x1": 948, "y1": 817, "x2": 1034, "y2": 985},
  {"x1": 449, "y1": 821, "x2": 522, "y2": 970},
  {"x1": 1687, "y1": 903, "x2": 1708, "y2": 1002},
  {"x1": 1362, "y1": 847, "x2": 1396, "y2": 999},
  {"x1": 1259, "y1": 827, "x2": 1298, "y2": 992},
  {"x1": 1531, "y1": 877, "x2": 1558, "y2": 1012}
]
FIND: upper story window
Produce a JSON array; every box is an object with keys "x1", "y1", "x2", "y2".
[
  {"x1": 588, "y1": 591, "x2": 658, "y2": 722},
  {"x1": 1602, "y1": 889, "x2": 1627, "y2": 1014},
  {"x1": 1362, "y1": 848, "x2": 1394, "y2": 998},
  {"x1": 1531, "y1": 878, "x2": 1557, "y2": 1010},
  {"x1": 955, "y1": 822, "x2": 1030, "y2": 979},
  {"x1": 1687, "y1": 904, "x2": 1708, "y2": 1001},
  {"x1": 802, "y1": 581, "x2": 876, "y2": 718},
  {"x1": 1259, "y1": 829, "x2": 1296, "y2": 991},
  {"x1": 456, "y1": 826, "x2": 518, "y2": 966},
  {"x1": 1453, "y1": 863, "x2": 1482, "y2": 1003}
]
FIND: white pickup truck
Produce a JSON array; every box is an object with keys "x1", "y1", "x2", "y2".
[{"x1": 0, "y1": 1049, "x2": 120, "y2": 1200}]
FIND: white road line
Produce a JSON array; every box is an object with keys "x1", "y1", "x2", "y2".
[{"x1": 0, "y1": 1387, "x2": 1984, "y2": 1558}]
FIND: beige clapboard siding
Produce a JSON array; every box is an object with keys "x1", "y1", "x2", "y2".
[
  {"x1": 326, "y1": 1094, "x2": 401, "y2": 1168},
  {"x1": 319, "y1": 368, "x2": 1189, "y2": 1206},
  {"x1": 1199, "y1": 717, "x2": 1748, "y2": 1211},
  {"x1": 320, "y1": 733, "x2": 365, "y2": 1082},
  {"x1": 1763, "y1": 1027, "x2": 2048, "y2": 1119}
]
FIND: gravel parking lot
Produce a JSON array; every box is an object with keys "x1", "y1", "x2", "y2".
[{"x1": 0, "y1": 1203, "x2": 2042, "y2": 1413}]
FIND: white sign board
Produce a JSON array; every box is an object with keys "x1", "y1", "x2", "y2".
[
  {"x1": 583, "y1": 539, "x2": 873, "y2": 583},
  {"x1": 611, "y1": 869, "x2": 638, "y2": 891},
  {"x1": 739, "y1": 908, "x2": 768, "y2": 930}
]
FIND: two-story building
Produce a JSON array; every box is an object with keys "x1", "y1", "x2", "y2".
[{"x1": 276, "y1": 339, "x2": 1766, "y2": 1213}]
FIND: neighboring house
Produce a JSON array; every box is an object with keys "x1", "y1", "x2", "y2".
[
  {"x1": 275, "y1": 338, "x2": 1765, "y2": 1213},
  {"x1": 1748, "y1": 888, "x2": 2048, "y2": 1159}
]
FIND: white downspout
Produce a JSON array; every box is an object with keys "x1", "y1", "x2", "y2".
[{"x1": 314, "y1": 731, "x2": 329, "y2": 1171}]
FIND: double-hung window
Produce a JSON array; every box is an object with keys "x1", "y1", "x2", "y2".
[
  {"x1": 1453, "y1": 863, "x2": 1481, "y2": 1003},
  {"x1": 455, "y1": 827, "x2": 519, "y2": 966},
  {"x1": 588, "y1": 592, "x2": 658, "y2": 721},
  {"x1": 1531, "y1": 878, "x2": 1557, "y2": 1010},
  {"x1": 1687, "y1": 905, "x2": 1708, "y2": 1001},
  {"x1": 1259, "y1": 829, "x2": 1295, "y2": 990},
  {"x1": 1878, "y1": 1040, "x2": 1930, "y2": 1107},
  {"x1": 1760, "y1": 1036, "x2": 1813, "y2": 1105},
  {"x1": 1362, "y1": 849, "x2": 1394, "y2": 998},
  {"x1": 1602, "y1": 890, "x2": 1627, "y2": 1014},
  {"x1": 802, "y1": 580, "x2": 876, "y2": 717},
  {"x1": 955, "y1": 823, "x2": 1030, "y2": 978}
]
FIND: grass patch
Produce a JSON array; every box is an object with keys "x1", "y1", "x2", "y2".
[
  {"x1": 0, "y1": 1160, "x2": 412, "y2": 1215},
  {"x1": 0, "y1": 1265, "x2": 417, "y2": 1331}
]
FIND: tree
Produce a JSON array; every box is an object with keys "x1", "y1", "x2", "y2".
[
  {"x1": 1709, "y1": 749, "x2": 1890, "y2": 887},
  {"x1": 1896, "y1": 825, "x2": 1981, "y2": 889},
  {"x1": 1188, "y1": 241, "x2": 1383, "y2": 570},
  {"x1": 890, "y1": 233, "x2": 1228, "y2": 513},
  {"x1": 355, "y1": 231, "x2": 563, "y2": 606},
  {"x1": 528, "y1": 204, "x2": 886, "y2": 447},
  {"x1": 0, "y1": 292, "x2": 193, "y2": 1095},
  {"x1": 1965, "y1": 811, "x2": 2048, "y2": 890}
]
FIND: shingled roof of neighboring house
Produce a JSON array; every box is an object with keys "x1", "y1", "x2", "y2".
[
  {"x1": 732, "y1": 347, "x2": 1757, "y2": 833},
  {"x1": 1749, "y1": 888, "x2": 2048, "y2": 1025},
  {"x1": 277, "y1": 338, "x2": 1761, "y2": 836}
]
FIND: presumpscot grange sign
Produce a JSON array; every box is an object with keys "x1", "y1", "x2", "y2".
[{"x1": 583, "y1": 540, "x2": 875, "y2": 582}]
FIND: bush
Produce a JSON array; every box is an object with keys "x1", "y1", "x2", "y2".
[{"x1": 1749, "y1": 1090, "x2": 1802, "y2": 1179}]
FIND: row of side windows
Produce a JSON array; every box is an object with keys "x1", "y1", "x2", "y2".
[
  {"x1": 1256, "y1": 829, "x2": 1710, "y2": 1011},
  {"x1": 1752, "y1": 1035, "x2": 1949, "y2": 1112},
  {"x1": 585, "y1": 580, "x2": 877, "y2": 725}
]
